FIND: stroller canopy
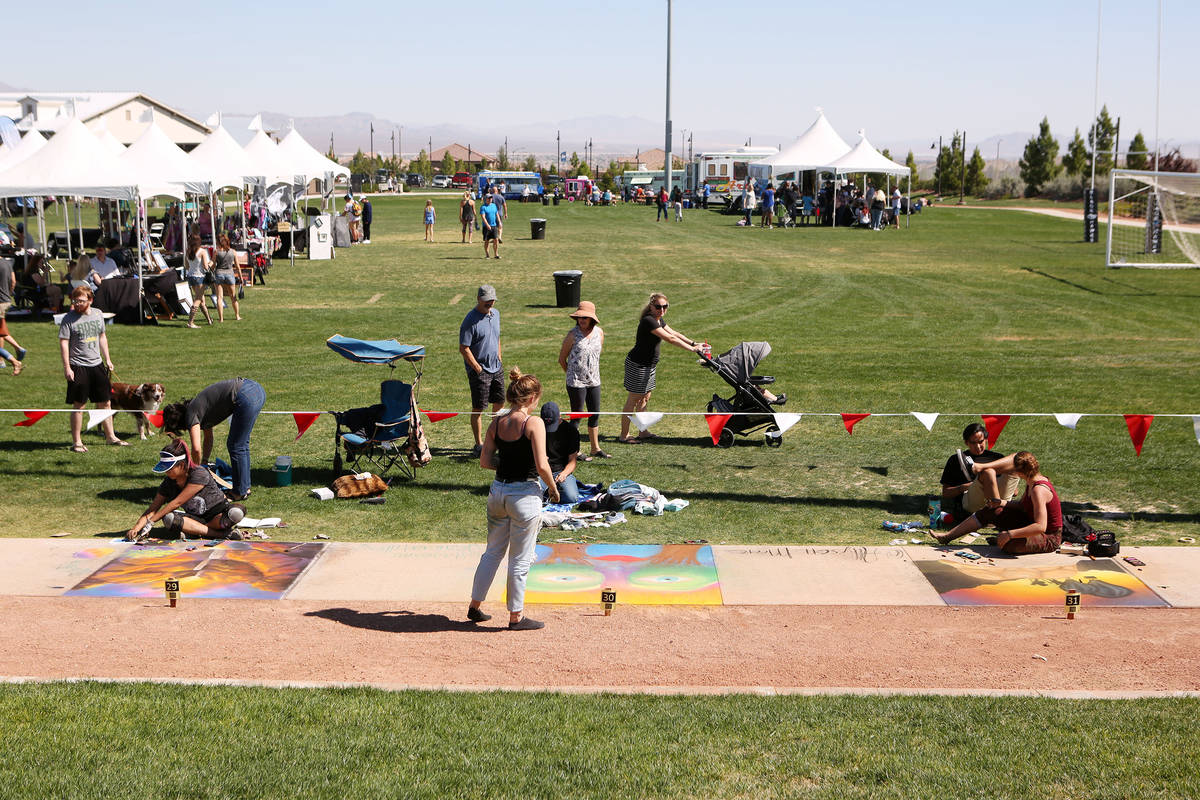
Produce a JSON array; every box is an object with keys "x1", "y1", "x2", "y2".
[
  {"x1": 327, "y1": 335, "x2": 425, "y2": 365},
  {"x1": 714, "y1": 341, "x2": 771, "y2": 383}
]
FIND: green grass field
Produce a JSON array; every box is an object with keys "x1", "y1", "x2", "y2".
[
  {"x1": 1, "y1": 682, "x2": 1197, "y2": 800},
  {"x1": 2, "y1": 196, "x2": 1197, "y2": 542}
]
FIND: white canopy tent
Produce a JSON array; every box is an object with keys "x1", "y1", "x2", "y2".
[
  {"x1": 276, "y1": 128, "x2": 349, "y2": 185},
  {"x1": 0, "y1": 130, "x2": 46, "y2": 172},
  {"x1": 242, "y1": 130, "x2": 297, "y2": 184},
  {"x1": 187, "y1": 125, "x2": 258, "y2": 191},
  {"x1": 825, "y1": 131, "x2": 913, "y2": 229},
  {"x1": 749, "y1": 110, "x2": 852, "y2": 185},
  {"x1": 96, "y1": 128, "x2": 128, "y2": 156},
  {"x1": 0, "y1": 119, "x2": 135, "y2": 200}
]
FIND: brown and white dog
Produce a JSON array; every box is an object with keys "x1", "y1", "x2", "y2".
[{"x1": 110, "y1": 382, "x2": 166, "y2": 440}]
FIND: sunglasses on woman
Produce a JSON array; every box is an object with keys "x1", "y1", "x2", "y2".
[{"x1": 653, "y1": 303, "x2": 668, "y2": 310}]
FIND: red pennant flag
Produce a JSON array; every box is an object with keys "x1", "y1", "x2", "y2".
[
  {"x1": 144, "y1": 410, "x2": 164, "y2": 429},
  {"x1": 841, "y1": 413, "x2": 870, "y2": 434},
  {"x1": 567, "y1": 412, "x2": 591, "y2": 420},
  {"x1": 422, "y1": 409, "x2": 459, "y2": 423},
  {"x1": 1124, "y1": 414, "x2": 1153, "y2": 456},
  {"x1": 293, "y1": 412, "x2": 321, "y2": 441},
  {"x1": 705, "y1": 413, "x2": 732, "y2": 445},
  {"x1": 981, "y1": 414, "x2": 1010, "y2": 447},
  {"x1": 13, "y1": 411, "x2": 50, "y2": 427}
]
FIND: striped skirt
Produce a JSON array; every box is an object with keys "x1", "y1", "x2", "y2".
[{"x1": 623, "y1": 355, "x2": 657, "y2": 394}]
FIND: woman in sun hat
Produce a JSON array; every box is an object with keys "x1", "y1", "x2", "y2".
[
  {"x1": 126, "y1": 438, "x2": 246, "y2": 541},
  {"x1": 558, "y1": 300, "x2": 607, "y2": 459}
]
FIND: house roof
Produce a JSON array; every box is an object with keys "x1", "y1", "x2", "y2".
[
  {"x1": 0, "y1": 91, "x2": 210, "y2": 137},
  {"x1": 430, "y1": 143, "x2": 493, "y2": 163}
]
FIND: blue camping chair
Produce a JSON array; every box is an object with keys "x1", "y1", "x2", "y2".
[{"x1": 327, "y1": 335, "x2": 428, "y2": 480}]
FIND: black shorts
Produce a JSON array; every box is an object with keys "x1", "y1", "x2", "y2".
[
  {"x1": 66, "y1": 363, "x2": 112, "y2": 404},
  {"x1": 468, "y1": 368, "x2": 505, "y2": 409},
  {"x1": 483, "y1": 226, "x2": 498, "y2": 241}
]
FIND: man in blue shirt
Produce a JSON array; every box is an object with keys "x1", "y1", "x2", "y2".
[
  {"x1": 761, "y1": 183, "x2": 776, "y2": 228},
  {"x1": 459, "y1": 284, "x2": 503, "y2": 457},
  {"x1": 479, "y1": 195, "x2": 502, "y2": 259}
]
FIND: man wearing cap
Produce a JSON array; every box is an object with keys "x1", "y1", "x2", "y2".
[
  {"x1": 539, "y1": 401, "x2": 581, "y2": 504},
  {"x1": 460, "y1": 285, "x2": 503, "y2": 457}
]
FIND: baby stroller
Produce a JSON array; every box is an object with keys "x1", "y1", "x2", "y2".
[{"x1": 701, "y1": 341, "x2": 786, "y2": 448}]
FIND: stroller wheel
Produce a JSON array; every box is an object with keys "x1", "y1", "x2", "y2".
[
  {"x1": 765, "y1": 425, "x2": 783, "y2": 448},
  {"x1": 716, "y1": 428, "x2": 735, "y2": 449}
]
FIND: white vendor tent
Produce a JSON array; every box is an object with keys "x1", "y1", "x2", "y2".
[
  {"x1": 243, "y1": 130, "x2": 297, "y2": 184},
  {"x1": 276, "y1": 128, "x2": 349, "y2": 184},
  {"x1": 749, "y1": 110, "x2": 852, "y2": 184},
  {"x1": 0, "y1": 118, "x2": 135, "y2": 200},
  {"x1": 0, "y1": 130, "x2": 46, "y2": 172},
  {"x1": 825, "y1": 131, "x2": 910, "y2": 177},
  {"x1": 188, "y1": 125, "x2": 258, "y2": 190},
  {"x1": 96, "y1": 128, "x2": 128, "y2": 156},
  {"x1": 119, "y1": 122, "x2": 207, "y2": 199}
]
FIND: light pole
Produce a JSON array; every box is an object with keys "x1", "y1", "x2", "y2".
[
  {"x1": 931, "y1": 136, "x2": 942, "y2": 197},
  {"x1": 663, "y1": 0, "x2": 673, "y2": 197},
  {"x1": 959, "y1": 130, "x2": 967, "y2": 205}
]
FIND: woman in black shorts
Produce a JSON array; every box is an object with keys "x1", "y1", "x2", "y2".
[{"x1": 618, "y1": 292, "x2": 704, "y2": 444}]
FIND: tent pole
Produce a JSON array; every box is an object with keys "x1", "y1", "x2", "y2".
[
  {"x1": 136, "y1": 193, "x2": 145, "y2": 326},
  {"x1": 906, "y1": 175, "x2": 911, "y2": 229},
  {"x1": 75, "y1": 197, "x2": 83, "y2": 252},
  {"x1": 62, "y1": 199, "x2": 72, "y2": 261},
  {"x1": 209, "y1": 191, "x2": 217, "y2": 247},
  {"x1": 36, "y1": 197, "x2": 47, "y2": 255}
]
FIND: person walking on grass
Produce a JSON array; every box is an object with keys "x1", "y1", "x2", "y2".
[
  {"x1": 460, "y1": 192, "x2": 476, "y2": 244},
  {"x1": 184, "y1": 234, "x2": 214, "y2": 328},
  {"x1": 467, "y1": 367, "x2": 559, "y2": 631},
  {"x1": 211, "y1": 234, "x2": 241, "y2": 323},
  {"x1": 59, "y1": 285, "x2": 127, "y2": 452},
  {"x1": 424, "y1": 199, "x2": 436, "y2": 242},
  {"x1": 479, "y1": 195, "x2": 501, "y2": 259}
]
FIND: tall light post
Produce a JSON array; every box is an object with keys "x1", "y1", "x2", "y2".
[
  {"x1": 663, "y1": 0, "x2": 673, "y2": 196},
  {"x1": 931, "y1": 136, "x2": 942, "y2": 197},
  {"x1": 959, "y1": 130, "x2": 967, "y2": 205}
]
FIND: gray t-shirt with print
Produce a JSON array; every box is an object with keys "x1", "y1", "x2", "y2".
[{"x1": 58, "y1": 307, "x2": 105, "y2": 367}]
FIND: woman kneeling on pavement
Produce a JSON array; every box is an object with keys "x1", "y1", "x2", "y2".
[
  {"x1": 933, "y1": 451, "x2": 1062, "y2": 554},
  {"x1": 126, "y1": 438, "x2": 246, "y2": 541}
]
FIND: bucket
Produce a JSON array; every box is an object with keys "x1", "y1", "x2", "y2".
[{"x1": 273, "y1": 455, "x2": 293, "y2": 487}]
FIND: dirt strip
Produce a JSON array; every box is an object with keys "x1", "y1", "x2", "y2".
[{"x1": 2, "y1": 598, "x2": 1197, "y2": 692}]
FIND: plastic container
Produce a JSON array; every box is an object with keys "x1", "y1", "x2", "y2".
[
  {"x1": 552, "y1": 270, "x2": 582, "y2": 307},
  {"x1": 530, "y1": 218, "x2": 547, "y2": 240},
  {"x1": 272, "y1": 455, "x2": 293, "y2": 487}
]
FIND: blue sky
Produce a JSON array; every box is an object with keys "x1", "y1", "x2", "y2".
[{"x1": 5, "y1": 0, "x2": 1196, "y2": 149}]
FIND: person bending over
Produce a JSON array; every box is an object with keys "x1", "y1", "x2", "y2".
[
  {"x1": 933, "y1": 451, "x2": 1063, "y2": 555},
  {"x1": 939, "y1": 422, "x2": 1019, "y2": 524},
  {"x1": 126, "y1": 439, "x2": 246, "y2": 541}
]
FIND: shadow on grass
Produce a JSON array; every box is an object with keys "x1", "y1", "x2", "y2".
[
  {"x1": 304, "y1": 607, "x2": 497, "y2": 634},
  {"x1": 673, "y1": 490, "x2": 929, "y2": 514},
  {"x1": 1024, "y1": 266, "x2": 1200, "y2": 298}
]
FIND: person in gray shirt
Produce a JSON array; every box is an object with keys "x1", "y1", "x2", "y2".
[{"x1": 58, "y1": 285, "x2": 126, "y2": 452}]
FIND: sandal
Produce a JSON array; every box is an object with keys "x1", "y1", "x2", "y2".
[
  {"x1": 10, "y1": 361, "x2": 21, "y2": 376},
  {"x1": 70, "y1": 444, "x2": 88, "y2": 453}
]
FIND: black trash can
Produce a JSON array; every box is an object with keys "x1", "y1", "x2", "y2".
[
  {"x1": 553, "y1": 270, "x2": 582, "y2": 307},
  {"x1": 530, "y1": 218, "x2": 547, "y2": 240},
  {"x1": 552, "y1": 195, "x2": 560, "y2": 206},
  {"x1": 542, "y1": 195, "x2": 550, "y2": 206}
]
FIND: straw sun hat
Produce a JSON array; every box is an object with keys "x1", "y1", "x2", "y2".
[{"x1": 568, "y1": 301, "x2": 599, "y2": 324}]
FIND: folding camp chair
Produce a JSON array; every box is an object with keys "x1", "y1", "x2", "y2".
[{"x1": 333, "y1": 379, "x2": 415, "y2": 480}]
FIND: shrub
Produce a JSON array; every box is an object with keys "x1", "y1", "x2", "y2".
[
  {"x1": 1040, "y1": 174, "x2": 1086, "y2": 202},
  {"x1": 983, "y1": 176, "x2": 1024, "y2": 200}
]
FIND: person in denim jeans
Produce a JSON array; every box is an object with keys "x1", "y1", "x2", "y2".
[
  {"x1": 161, "y1": 377, "x2": 266, "y2": 501},
  {"x1": 468, "y1": 367, "x2": 559, "y2": 631}
]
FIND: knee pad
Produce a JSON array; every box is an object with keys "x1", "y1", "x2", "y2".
[{"x1": 161, "y1": 511, "x2": 184, "y2": 533}]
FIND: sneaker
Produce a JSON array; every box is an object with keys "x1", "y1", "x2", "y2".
[
  {"x1": 470, "y1": 443, "x2": 483, "y2": 458},
  {"x1": 221, "y1": 503, "x2": 246, "y2": 529},
  {"x1": 768, "y1": 393, "x2": 787, "y2": 406},
  {"x1": 16, "y1": 347, "x2": 27, "y2": 361},
  {"x1": 508, "y1": 616, "x2": 544, "y2": 631},
  {"x1": 467, "y1": 607, "x2": 492, "y2": 623}
]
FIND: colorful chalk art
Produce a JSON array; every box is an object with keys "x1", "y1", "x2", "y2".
[
  {"x1": 915, "y1": 558, "x2": 1169, "y2": 607},
  {"x1": 523, "y1": 543, "x2": 722, "y2": 605},
  {"x1": 66, "y1": 541, "x2": 326, "y2": 599}
]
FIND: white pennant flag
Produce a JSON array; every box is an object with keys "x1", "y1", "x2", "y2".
[
  {"x1": 86, "y1": 409, "x2": 116, "y2": 430},
  {"x1": 1193, "y1": 416, "x2": 1200, "y2": 445},
  {"x1": 911, "y1": 412, "x2": 939, "y2": 432},
  {"x1": 1055, "y1": 413, "x2": 1083, "y2": 430},
  {"x1": 631, "y1": 412, "x2": 663, "y2": 432},
  {"x1": 769, "y1": 413, "x2": 801, "y2": 438}
]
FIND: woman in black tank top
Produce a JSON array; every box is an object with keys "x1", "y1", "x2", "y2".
[{"x1": 468, "y1": 368, "x2": 559, "y2": 631}]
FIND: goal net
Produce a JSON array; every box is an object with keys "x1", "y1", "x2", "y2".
[{"x1": 1106, "y1": 169, "x2": 1200, "y2": 268}]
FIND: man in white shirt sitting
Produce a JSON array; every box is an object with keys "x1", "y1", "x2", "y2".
[{"x1": 87, "y1": 245, "x2": 122, "y2": 286}]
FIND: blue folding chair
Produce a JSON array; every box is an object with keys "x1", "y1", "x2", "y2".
[{"x1": 327, "y1": 335, "x2": 428, "y2": 481}]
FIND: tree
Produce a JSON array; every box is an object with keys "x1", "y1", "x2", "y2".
[
  {"x1": 412, "y1": 149, "x2": 432, "y2": 182},
  {"x1": 521, "y1": 154, "x2": 537, "y2": 172},
  {"x1": 1149, "y1": 147, "x2": 1198, "y2": 173},
  {"x1": 441, "y1": 151, "x2": 457, "y2": 176},
  {"x1": 1018, "y1": 117, "x2": 1061, "y2": 196},
  {"x1": 1088, "y1": 105, "x2": 1117, "y2": 174},
  {"x1": 496, "y1": 144, "x2": 510, "y2": 171},
  {"x1": 905, "y1": 150, "x2": 919, "y2": 189},
  {"x1": 575, "y1": 160, "x2": 590, "y2": 177},
  {"x1": 1126, "y1": 131, "x2": 1148, "y2": 170},
  {"x1": 964, "y1": 147, "x2": 989, "y2": 195},
  {"x1": 934, "y1": 132, "x2": 965, "y2": 195},
  {"x1": 1062, "y1": 128, "x2": 1089, "y2": 176},
  {"x1": 569, "y1": 151, "x2": 580, "y2": 171}
]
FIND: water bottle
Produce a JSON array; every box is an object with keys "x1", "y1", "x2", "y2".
[{"x1": 929, "y1": 499, "x2": 942, "y2": 530}]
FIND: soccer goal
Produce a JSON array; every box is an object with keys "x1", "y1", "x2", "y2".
[{"x1": 1106, "y1": 169, "x2": 1200, "y2": 268}]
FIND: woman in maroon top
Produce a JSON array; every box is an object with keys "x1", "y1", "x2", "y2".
[{"x1": 933, "y1": 451, "x2": 1063, "y2": 554}]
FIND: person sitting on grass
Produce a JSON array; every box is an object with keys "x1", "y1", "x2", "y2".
[
  {"x1": 939, "y1": 423, "x2": 1019, "y2": 524},
  {"x1": 126, "y1": 438, "x2": 246, "y2": 541},
  {"x1": 932, "y1": 451, "x2": 1063, "y2": 555},
  {"x1": 539, "y1": 401, "x2": 580, "y2": 505}
]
